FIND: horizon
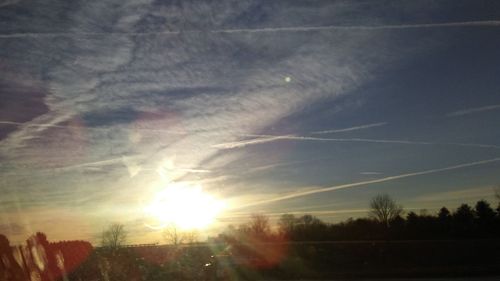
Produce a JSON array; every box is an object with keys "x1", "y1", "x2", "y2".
[{"x1": 2, "y1": 195, "x2": 499, "y2": 246}]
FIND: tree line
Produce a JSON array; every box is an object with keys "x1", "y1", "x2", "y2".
[{"x1": 217, "y1": 193, "x2": 500, "y2": 243}]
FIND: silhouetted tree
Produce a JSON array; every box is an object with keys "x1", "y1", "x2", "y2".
[
  {"x1": 164, "y1": 225, "x2": 183, "y2": 245},
  {"x1": 293, "y1": 215, "x2": 327, "y2": 241},
  {"x1": 438, "y1": 207, "x2": 451, "y2": 221},
  {"x1": 452, "y1": 204, "x2": 475, "y2": 237},
  {"x1": 278, "y1": 214, "x2": 297, "y2": 237},
  {"x1": 475, "y1": 200, "x2": 496, "y2": 222},
  {"x1": 162, "y1": 225, "x2": 199, "y2": 245},
  {"x1": 369, "y1": 194, "x2": 403, "y2": 227},
  {"x1": 475, "y1": 200, "x2": 496, "y2": 236},
  {"x1": 248, "y1": 214, "x2": 271, "y2": 238},
  {"x1": 388, "y1": 215, "x2": 406, "y2": 239},
  {"x1": 437, "y1": 207, "x2": 452, "y2": 236},
  {"x1": 101, "y1": 223, "x2": 127, "y2": 249}
]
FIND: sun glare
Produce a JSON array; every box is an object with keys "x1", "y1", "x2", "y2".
[{"x1": 144, "y1": 183, "x2": 225, "y2": 230}]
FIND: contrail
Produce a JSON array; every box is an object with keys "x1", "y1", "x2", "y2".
[
  {"x1": 212, "y1": 135, "x2": 294, "y2": 149},
  {"x1": 0, "y1": 120, "x2": 187, "y2": 134},
  {"x1": 0, "y1": 121, "x2": 68, "y2": 129},
  {"x1": 247, "y1": 157, "x2": 333, "y2": 173},
  {"x1": 54, "y1": 157, "x2": 134, "y2": 171},
  {"x1": 312, "y1": 122, "x2": 387, "y2": 134},
  {"x1": 447, "y1": 104, "x2": 500, "y2": 117},
  {"x1": 360, "y1": 172, "x2": 383, "y2": 175},
  {"x1": 236, "y1": 157, "x2": 500, "y2": 209},
  {"x1": 1, "y1": 20, "x2": 499, "y2": 39},
  {"x1": 213, "y1": 134, "x2": 500, "y2": 150}
]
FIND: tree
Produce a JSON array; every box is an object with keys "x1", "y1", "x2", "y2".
[
  {"x1": 438, "y1": 207, "x2": 451, "y2": 221},
  {"x1": 437, "y1": 207, "x2": 452, "y2": 236},
  {"x1": 454, "y1": 204, "x2": 475, "y2": 221},
  {"x1": 163, "y1": 225, "x2": 199, "y2": 245},
  {"x1": 369, "y1": 194, "x2": 403, "y2": 227},
  {"x1": 184, "y1": 230, "x2": 200, "y2": 244},
  {"x1": 278, "y1": 214, "x2": 297, "y2": 236},
  {"x1": 297, "y1": 214, "x2": 322, "y2": 226},
  {"x1": 163, "y1": 224, "x2": 184, "y2": 245},
  {"x1": 452, "y1": 204, "x2": 475, "y2": 237},
  {"x1": 475, "y1": 200, "x2": 496, "y2": 222},
  {"x1": 101, "y1": 223, "x2": 127, "y2": 249},
  {"x1": 248, "y1": 214, "x2": 271, "y2": 238},
  {"x1": 475, "y1": 200, "x2": 496, "y2": 236},
  {"x1": 295, "y1": 215, "x2": 327, "y2": 241}
]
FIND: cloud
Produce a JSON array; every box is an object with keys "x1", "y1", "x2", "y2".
[
  {"x1": 413, "y1": 186, "x2": 497, "y2": 203},
  {"x1": 220, "y1": 209, "x2": 369, "y2": 221},
  {"x1": 235, "y1": 157, "x2": 500, "y2": 209},
  {"x1": 0, "y1": 222, "x2": 25, "y2": 236},
  {"x1": 312, "y1": 122, "x2": 387, "y2": 134},
  {"x1": 212, "y1": 135, "x2": 295, "y2": 149},
  {"x1": 446, "y1": 104, "x2": 500, "y2": 117},
  {"x1": 2, "y1": 20, "x2": 500, "y2": 39},
  {"x1": 3, "y1": 0, "x2": 438, "y2": 188},
  {"x1": 246, "y1": 157, "x2": 333, "y2": 174},
  {"x1": 212, "y1": 134, "x2": 433, "y2": 149},
  {"x1": 0, "y1": 120, "x2": 69, "y2": 129},
  {"x1": 213, "y1": 134, "x2": 500, "y2": 150},
  {"x1": 0, "y1": 0, "x2": 20, "y2": 8},
  {"x1": 360, "y1": 172, "x2": 383, "y2": 175},
  {"x1": 217, "y1": 20, "x2": 500, "y2": 33}
]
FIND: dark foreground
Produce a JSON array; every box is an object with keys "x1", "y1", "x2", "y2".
[
  {"x1": 3, "y1": 238, "x2": 500, "y2": 280},
  {"x1": 70, "y1": 240, "x2": 500, "y2": 280}
]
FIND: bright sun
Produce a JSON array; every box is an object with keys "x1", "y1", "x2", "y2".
[{"x1": 144, "y1": 183, "x2": 225, "y2": 230}]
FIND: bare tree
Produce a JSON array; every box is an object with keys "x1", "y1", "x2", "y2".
[
  {"x1": 249, "y1": 213, "x2": 271, "y2": 237},
  {"x1": 369, "y1": 194, "x2": 403, "y2": 227},
  {"x1": 163, "y1": 225, "x2": 183, "y2": 245},
  {"x1": 184, "y1": 230, "x2": 199, "y2": 244},
  {"x1": 278, "y1": 214, "x2": 297, "y2": 235},
  {"x1": 101, "y1": 223, "x2": 127, "y2": 249}
]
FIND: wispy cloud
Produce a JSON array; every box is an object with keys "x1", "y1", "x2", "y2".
[
  {"x1": 220, "y1": 209, "x2": 369, "y2": 221},
  {"x1": 213, "y1": 134, "x2": 500, "y2": 150},
  {"x1": 0, "y1": 222, "x2": 26, "y2": 235},
  {"x1": 360, "y1": 172, "x2": 383, "y2": 175},
  {"x1": 0, "y1": 120, "x2": 187, "y2": 134},
  {"x1": 236, "y1": 157, "x2": 500, "y2": 209},
  {"x1": 246, "y1": 158, "x2": 333, "y2": 174},
  {"x1": 413, "y1": 186, "x2": 497, "y2": 203},
  {"x1": 211, "y1": 135, "x2": 294, "y2": 149},
  {"x1": 0, "y1": 0, "x2": 20, "y2": 8},
  {"x1": 2, "y1": 20, "x2": 500, "y2": 39},
  {"x1": 446, "y1": 104, "x2": 500, "y2": 117},
  {"x1": 0, "y1": 120, "x2": 69, "y2": 129},
  {"x1": 312, "y1": 122, "x2": 387, "y2": 134}
]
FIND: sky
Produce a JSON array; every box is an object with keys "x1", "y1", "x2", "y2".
[{"x1": 1, "y1": 0, "x2": 500, "y2": 244}]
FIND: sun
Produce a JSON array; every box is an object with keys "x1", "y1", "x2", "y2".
[{"x1": 144, "y1": 183, "x2": 225, "y2": 230}]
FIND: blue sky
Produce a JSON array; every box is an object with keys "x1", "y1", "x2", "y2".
[{"x1": 1, "y1": 0, "x2": 500, "y2": 243}]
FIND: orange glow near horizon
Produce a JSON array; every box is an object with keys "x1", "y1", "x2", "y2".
[{"x1": 144, "y1": 183, "x2": 226, "y2": 230}]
